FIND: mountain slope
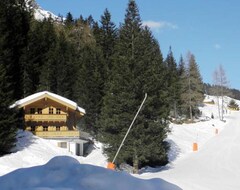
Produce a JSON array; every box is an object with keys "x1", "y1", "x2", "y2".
[
  {"x1": 26, "y1": 0, "x2": 63, "y2": 22},
  {"x1": 139, "y1": 101, "x2": 240, "y2": 190}
]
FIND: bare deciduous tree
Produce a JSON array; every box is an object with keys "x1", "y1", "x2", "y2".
[{"x1": 213, "y1": 64, "x2": 230, "y2": 121}]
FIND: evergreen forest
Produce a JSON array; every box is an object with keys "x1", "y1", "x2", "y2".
[{"x1": 1, "y1": 0, "x2": 208, "y2": 169}]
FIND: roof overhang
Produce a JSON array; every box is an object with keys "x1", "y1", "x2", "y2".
[{"x1": 11, "y1": 91, "x2": 85, "y2": 115}]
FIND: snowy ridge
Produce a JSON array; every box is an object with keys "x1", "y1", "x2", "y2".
[{"x1": 26, "y1": 0, "x2": 63, "y2": 22}]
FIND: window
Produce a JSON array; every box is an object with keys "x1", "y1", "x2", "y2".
[
  {"x1": 56, "y1": 108, "x2": 61, "y2": 114},
  {"x1": 30, "y1": 108, "x2": 35, "y2": 114},
  {"x1": 56, "y1": 126, "x2": 60, "y2": 131},
  {"x1": 49, "y1": 108, "x2": 54, "y2": 114},
  {"x1": 58, "y1": 142, "x2": 67, "y2": 148},
  {"x1": 30, "y1": 126, "x2": 35, "y2": 131},
  {"x1": 43, "y1": 126, "x2": 48, "y2": 131},
  {"x1": 37, "y1": 108, "x2": 42, "y2": 114}
]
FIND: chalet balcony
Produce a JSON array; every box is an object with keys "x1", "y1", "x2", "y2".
[
  {"x1": 33, "y1": 130, "x2": 80, "y2": 138},
  {"x1": 25, "y1": 114, "x2": 67, "y2": 122}
]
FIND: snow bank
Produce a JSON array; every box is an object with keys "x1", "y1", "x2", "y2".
[
  {"x1": 0, "y1": 130, "x2": 107, "y2": 176},
  {"x1": 0, "y1": 156, "x2": 182, "y2": 190}
]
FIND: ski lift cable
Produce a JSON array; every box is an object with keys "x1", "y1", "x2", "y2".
[{"x1": 112, "y1": 93, "x2": 148, "y2": 164}]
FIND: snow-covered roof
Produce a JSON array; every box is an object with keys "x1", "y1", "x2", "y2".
[{"x1": 11, "y1": 91, "x2": 85, "y2": 114}]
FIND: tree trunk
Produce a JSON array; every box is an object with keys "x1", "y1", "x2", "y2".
[
  {"x1": 133, "y1": 154, "x2": 139, "y2": 174},
  {"x1": 217, "y1": 96, "x2": 221, "y2": 120},
  {"x1": 188, "y1": 77, "x2": 193, "y2": 121},
  {"x1": 189, "y1": 105, "x2": 193, "y2": 121},
  {"x1": 174, "y1": 100, "x2": 177, "y2": 118}
]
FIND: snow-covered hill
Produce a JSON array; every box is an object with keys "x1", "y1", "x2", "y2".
[
  {"x1": 0, "y1": 95, "x2": 240, "y2": 189},
  {"x1": 26, "y1": 0, "x2": 63, "y2": 22},
  {"x1": 0, "y1": 130, "x2": 107, "y2": 176},
  {"x1": 139, "y1": 110, "x2": 240, "y2": 190}
]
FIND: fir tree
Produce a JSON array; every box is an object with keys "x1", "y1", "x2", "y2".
[
  {"x1": 75, "y1": 44, "x2": 105, "y2": 134},
  {"x1": 228, "y1": 99, "x2": 239, "y2": 110},
  {"x1": 0, "y1": 0, "x2": 31, "y2": 154},
  {"x1": 99, "y1": 0, "x2": 170, "y2": 171},
  {"x1": 65, "y1": 12, "x2": 74, "y2": 27},
  {"x1": 54, "y1": 31, "x2": 77, "y2": 100},
  {"x1": 0, "y1": 60, "x2": 17, "y2": 156},
  {"x1": 181, "y1": 52, "x2": 204, "y2": 120},
  {"x1": 177, "y1": 55, "x2": 187, "y2": 116},
  {"x1": 97, "y1": 9, "x2": 117, "y2": 71},
  {"x1": 0, "y1": 0, "x2": 31, "y2": 100},
  {"x1": 38, "y1": 19, "x2": 58, "y2": 92},
  {"x1": 164, "y1": 47, "x2": 180, "y2": 118}
]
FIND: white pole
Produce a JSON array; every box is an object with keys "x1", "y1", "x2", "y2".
[{"x1": 112, "y1": 93, "x2": 147, "y2": 164}]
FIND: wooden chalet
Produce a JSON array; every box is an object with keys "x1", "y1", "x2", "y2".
[{"x1": 11, "y1": 91, "x2": 85, "y2": 139}]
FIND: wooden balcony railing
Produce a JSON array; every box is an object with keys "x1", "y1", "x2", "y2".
[
  {"x1": 25, "y1": 114, "x2": 67, "y2": 122},
  {"x1": 33, "y1": 130, "x2": 80, "y2": 138}
]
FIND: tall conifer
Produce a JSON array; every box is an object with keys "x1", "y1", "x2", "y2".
[
  {"x1": 164, "y1": 47, "x2": 180, "y2": 118},
  {"x1": 0, "y1": 0, "x2": 31, "y2": 100},
  {"x1": 0, "y1": 64, "x2": 18, "y2": 155},
  {"x1": 99, "y1": 0, "x2": 170, "y2": 170},
  {"x1": 181, "y1": 52, "x2": 204, "y2": 120}
]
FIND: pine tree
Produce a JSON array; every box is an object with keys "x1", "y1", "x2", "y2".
[
  {"x1": 181, "y1": 52, "x2": 204, "y2": 120},
  {"x1": 0, "y1": 0, "x2": 31, "y2": 100},
  {"x1": 23, "y1": 20, "x2": 48, "y2": 95},
  {"x1": 96, "y1": 9, "x2": 117, "y2": 72},
  {"x1": 75, "y1": 44, "x2": 105, "y2": 134},
  {"x1": 38, "y1": 19, "x2": 58, "y2": 92},
  {"x1": 178, "y1": 55, "x2": 188, "y2": 116},
  {"x1": 228, "y1": 99, "x2": 239, "y2": 110},
  {"x1": 0, "y1": 0, "x2": 31, "y2": 154},
  {"x1": 0, "y1": 60, "x2": 17, "y2": 156},
  {"x1": 164, "y1": 47, "x2": 180, "y2": 118},
  {"x1": 65, "y1": 12, "x2": 74, "y2": 27},
  {"x1": 54, "y1": 31, "x2": 77, "y2": 99},
  {"x1": 99, "y1": 0, "x2": 170, "y2": 171}
]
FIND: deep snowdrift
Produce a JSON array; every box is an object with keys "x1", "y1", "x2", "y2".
[{"x1": 0, "y1": 156, "x2": 182, "y2": 190}]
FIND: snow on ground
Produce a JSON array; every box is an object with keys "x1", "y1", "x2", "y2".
[
  {"x1": 136, "y1": 96, "x2": 240, "y2": 190},
  {"x1": 138, "y1": 111, "x2": 240, "y2": 190},
  {"x1": 0, "y1": 156, "x2": 181, "y2": 190},
  {"x1": 0, "y1": 130, "x2": 108, "y2": 177},
  {"x1": 0, "y1": 95, "x2": 240, "y2": 189}
]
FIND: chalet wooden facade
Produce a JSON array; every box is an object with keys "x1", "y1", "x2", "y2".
[{"x1": 12, "y1": 91, "x2": 85, "y2": 139}]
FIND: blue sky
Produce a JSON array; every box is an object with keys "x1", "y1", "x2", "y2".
[{"x1": 36, "y1": 0, "x2": 240, "y2": 90}]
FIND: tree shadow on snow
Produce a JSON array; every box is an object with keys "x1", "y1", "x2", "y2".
[
  {"x1": 84, "y1": 141, "x2": 100, "y2": 155},
  {"x1": 167, "y1": 139, "x2": 181, "y2": 163},
  {"x1": 11, "y1": 130, "x2": 36, "y2": 152}
]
